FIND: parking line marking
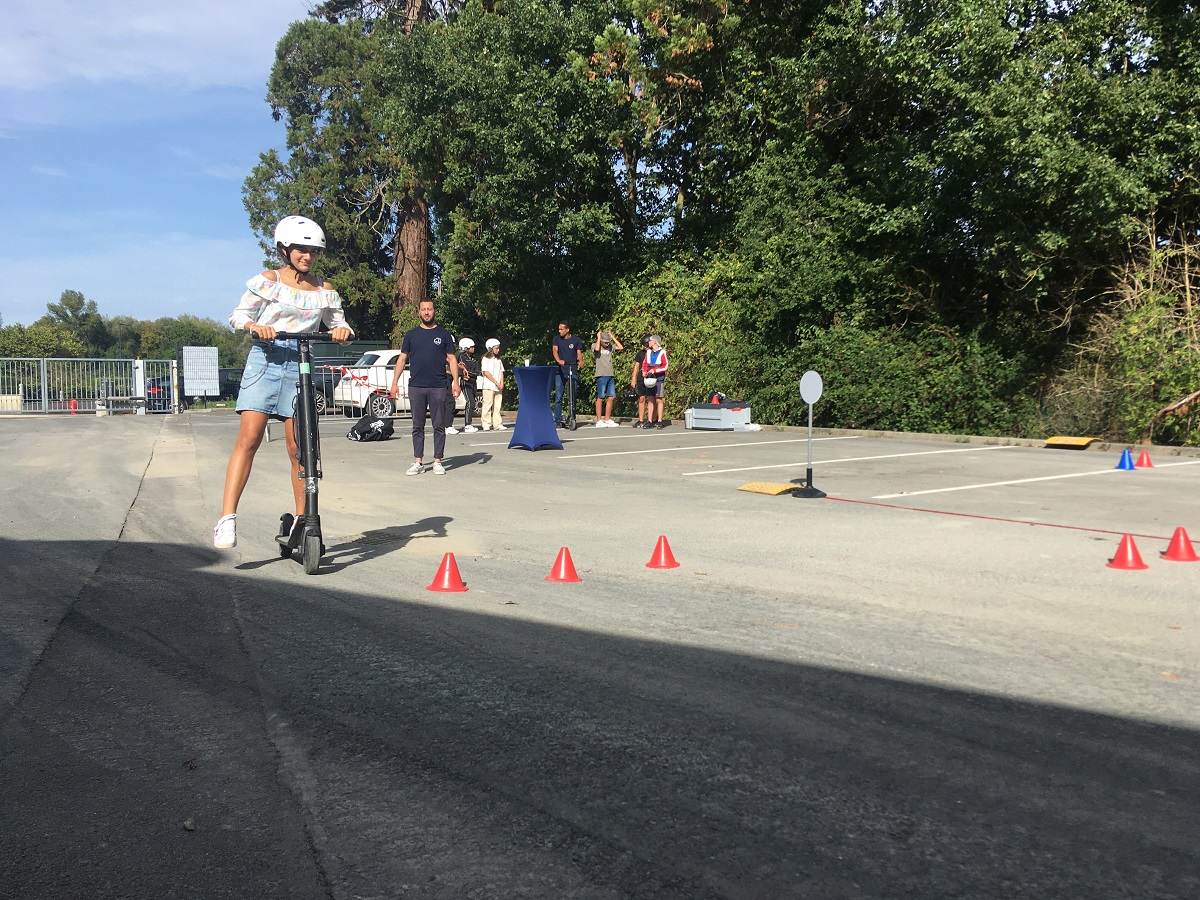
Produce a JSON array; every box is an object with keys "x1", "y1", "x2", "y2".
[
  {"x1": 683, "y1": 443, "x2": 1018, "y2": 476},
  {"x1": 561, "y1": 436, "x2": 861, "y2": 460},
  {"x1": 872, "y1": 457, "x2": 1200, "y2": 498},
  {"x1": 466, "y1": 428, "x2": 734, "y2": 448}
]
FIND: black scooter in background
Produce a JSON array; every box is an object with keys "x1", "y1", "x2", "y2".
[{"x1": 565, "y1": 365, "x2": 579, "y2": 431}]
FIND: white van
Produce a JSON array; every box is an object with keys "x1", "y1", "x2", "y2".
[{"x1": 330, "y1": 349, "x2": 469, "y2": 417}]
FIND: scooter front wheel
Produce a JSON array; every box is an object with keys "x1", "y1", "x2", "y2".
[{"x1": 303, "y1": 533, "x2": 322, "y2": 574}]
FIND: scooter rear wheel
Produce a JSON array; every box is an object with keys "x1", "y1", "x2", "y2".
[{"x1": 303, "y1": 533, "x2": 322, "y2": 574}]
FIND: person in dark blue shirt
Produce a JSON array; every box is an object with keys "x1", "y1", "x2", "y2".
[
  {"x1": 389, "y1": 298, "x2": 460, "y2": 475},
  {"x1": 552, "y1": 320, "x2": 584, "y2": 427}
]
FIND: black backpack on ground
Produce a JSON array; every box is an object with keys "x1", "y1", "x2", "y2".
[{"x1": 347, "y1": 414, "x2": 394, "y2": 442}]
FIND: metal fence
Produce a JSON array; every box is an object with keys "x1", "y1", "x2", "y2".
[{"x1": 0, "y1": 358, "x2": 177, "y2": 414}]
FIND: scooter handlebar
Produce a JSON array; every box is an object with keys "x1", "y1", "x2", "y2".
[{"x1": 268, "y1": 331, "x2": 353, "y2": 342}]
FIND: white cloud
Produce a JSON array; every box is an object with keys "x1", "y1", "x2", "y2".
[
  {"x1": 2, "y1": 0, "x2": 315, "y2": 91},
  {"x1": 30, "y1": 164, "x2": 69, "y2": 178}
]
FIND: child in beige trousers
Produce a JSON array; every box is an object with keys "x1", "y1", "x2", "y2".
[{"x1": 480, "y1": 338, "x2": 505, "y2": 430}]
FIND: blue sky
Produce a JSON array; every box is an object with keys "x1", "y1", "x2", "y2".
[{"x1": 0, "y1": 0, "x2": 314, "y2": 326}]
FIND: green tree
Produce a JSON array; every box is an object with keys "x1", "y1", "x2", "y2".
[
  {"x1": 381, "y1": 0, "x2": 631, "y2": 344},
  {"x1": 244, "y1": 2, "x2": 446, "y2": 341},
  {"x1": 37, "y1": 290, "x2": 110, "y2": 355},
  {"x1": 0, "y1": 322, "x2": 87, "y2": 358}
]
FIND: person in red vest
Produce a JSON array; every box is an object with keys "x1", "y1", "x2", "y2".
[{"x1": 636, "y1": 335, "x2": 669, "y2": 428}]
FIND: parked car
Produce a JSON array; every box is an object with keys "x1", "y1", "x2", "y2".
[
  {"x1": 310, "y1": 360, "x2": 346, "y2": 414},
  {"x1": 218, "y1": 367, "x2": 243, "y2": 401},
  {"x1": 216, "y1": 361, "x2": 341, "y2": 414},
  {"x1": 331, "y1": 349, "x2": 473, "y2": 418},
  {"x1": 145, "y1": 376, "x2": 178, "y2": 412}
]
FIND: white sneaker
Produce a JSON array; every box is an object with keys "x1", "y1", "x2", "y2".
[
  {"x1": 481, "y1": 426, "x2": 492, "y2": 431},
  {"x1": 595, "y1": 421, "x2": 606, "y2": 428},
  {"x1": 406, "y1": 462, "x2": 424, "y2": 476},
  {"x1": 445, "y1": 426, "x2": 459, "y2": 435},
  {"x1": 463, "y1": 425, "x2": 478, "y2": 433},
  {"x1": 606, "y1": 419, "x2": 619, "y2": 427},
  {"x1": 432, "y1": 461, "x2": 447, "y2": 475},
  {"x1": 213, "y1": 514, "x2": 236, "y2": 549},
  {"x1": 496, "y1": 424, "x2": 507, "y2": 430}
]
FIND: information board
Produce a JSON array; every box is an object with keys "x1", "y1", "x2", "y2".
[{"x1": 182, "y1": 346, "x2": 220, "y2": 398}]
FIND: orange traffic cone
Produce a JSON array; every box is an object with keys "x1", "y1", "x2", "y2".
[
  {"x1": 1107, "y1": 534, "x2": 1149, "y2": 570},
  {"x1": 1161, "y1": 527, "x2": 1200, "y2": 562},
  {"x1": 646, "y1": 535, "x2": 680, "y2": 569},
  {"x1": 427, "y1": 552, "x2": 468, "y2": 591},
  {"x1": 1135, "y1": 450, "x2": 1154, "y2": 468},
  {"x1": 545, "y1": 547, "x2": 582, "y2": 582}
]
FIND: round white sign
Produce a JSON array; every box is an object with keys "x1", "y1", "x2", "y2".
[{"x1": 799, "y1": 370, "x2": 823, "y2": 404}]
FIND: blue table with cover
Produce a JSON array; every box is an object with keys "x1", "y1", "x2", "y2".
[{"x1": 508, "y1": 366, "x2": 563, "y2": 451}]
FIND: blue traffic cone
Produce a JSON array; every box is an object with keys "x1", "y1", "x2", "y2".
[{"x1": 1115, "y1": 448, "x2": 1135, "y2": 470}]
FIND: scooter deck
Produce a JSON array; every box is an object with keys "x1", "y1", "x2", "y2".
[
  {"x1": 276, "y1": 515, "x2": 324, "y2": 549},
  {"x1": 276, "y1": 514, "x2": 307, "y2": 550}
]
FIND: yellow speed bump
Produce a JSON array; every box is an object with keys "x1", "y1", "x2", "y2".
[
  {"x1": 737, "y1": 482, "x2": 801, "y2": 496},
  {"x1": 1044, "y1": 435, "x2": 1098, "y2": 449}
]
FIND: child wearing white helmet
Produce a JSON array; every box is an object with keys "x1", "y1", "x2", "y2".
[
  {"x1": 213, "y1": 215, "x2": 354, "y2": 550},
  {"x1": 456, "y1": 337, "x2": 480, "y2": 433},
  {"x1": 479, "y1": 338, "x2": 505, "y2": 430}
]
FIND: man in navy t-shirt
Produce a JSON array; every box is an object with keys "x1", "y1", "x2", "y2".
[
  {"x1": 389, "y1": 298, "x2": 460, "y2": 475},
  {"x1": 552, "y1": 320, "x2": 584, "y2": 427}
]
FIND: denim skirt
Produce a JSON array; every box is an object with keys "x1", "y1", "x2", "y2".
[{"x1": 235, "y1": 341, "x2": 300, "y2": 420}]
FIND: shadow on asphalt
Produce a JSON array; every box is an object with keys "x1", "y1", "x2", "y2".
[
  {"x1": 233, "y1": 516, "x2": 454, "y2": 575},
  {"x1": 446, "y1": 451, "x2": 492, "y2": 469},
  {"x1": 2, "y1": 537, "x2": 1197, "y2": 899}
]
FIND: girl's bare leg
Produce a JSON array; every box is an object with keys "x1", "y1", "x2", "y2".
[
  {"x1": 284, "y1": 418, "x2": 304, "y2": 518},
  {"x1": 221, "y1": 411, "x2": 269, "y2": 516}
]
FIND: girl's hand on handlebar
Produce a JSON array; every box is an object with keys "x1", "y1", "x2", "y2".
[
  {"x1": 249, "y1": 324, "x2": 276, "y2": 341},
  {"x1": 330, "y1": 327, "x2": 352, "y2": 344}
]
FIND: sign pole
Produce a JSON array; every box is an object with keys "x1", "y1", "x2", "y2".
[{"x1": 795, "y1": 371, "x2": 826, "y2": 499}]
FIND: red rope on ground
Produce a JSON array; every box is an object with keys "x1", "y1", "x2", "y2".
[{"x1": 823, "y1": 496, "x2": 1172, "y2": 542}]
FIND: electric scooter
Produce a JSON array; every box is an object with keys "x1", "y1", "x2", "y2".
[
  {"x1": 565, "y1": 364, "x2": 579, "y2": 431},
  {"x1": 272, "y1": 332, "x2": 342, "y2": 574}
]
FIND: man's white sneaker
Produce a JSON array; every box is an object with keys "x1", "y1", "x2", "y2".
[
  {"x1": 213, "y1": 514, "x2": 237, "y2": 549},
  {"x1": 606, "y1": 419, "x2": 619, "y2": 427},
  {"x1": 481, "y1": 426, "x2": 492, "y2": 431},
  {"x1": 432, "y1": 461, "x2": 447, "y2": 475},
  {"x1": 463, "y1": 425, "x2": 478, "y2": 433},
  {"x1": 445, "y1": 426, "x2": 459, "y2": 435},
  {"x1": 406, "y1": 462, "x2": 424, "y2": 476},
  {"x1": 496, "y1": 424, "x2": 507, "y2": 430},
  {"x1": 595, "y1": 421, "x2": 606, "y2": 428}
]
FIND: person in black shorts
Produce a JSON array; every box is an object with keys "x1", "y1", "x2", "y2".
[{"x1": 634, "y1": 334, "x2": 669, "y2": 428}]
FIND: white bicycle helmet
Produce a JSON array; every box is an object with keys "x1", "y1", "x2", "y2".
[
  {"x1": 485, "y1": 338, "x2": 500, "y2": 350},
  {"x1": 459, "y1": 337, "x2": 475, "y2": 350},
  {"x1": 273, "y1": 215, "x2": 326, "y2": 251}
]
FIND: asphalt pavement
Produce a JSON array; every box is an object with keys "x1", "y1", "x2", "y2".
[{"x1": 2, "y1": 411, "x2": 1197, "y2": 899}]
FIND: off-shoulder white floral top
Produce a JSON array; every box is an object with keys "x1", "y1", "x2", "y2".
[{"x1": 228, "y1": 272, "x2": 355, "y2": 336}]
